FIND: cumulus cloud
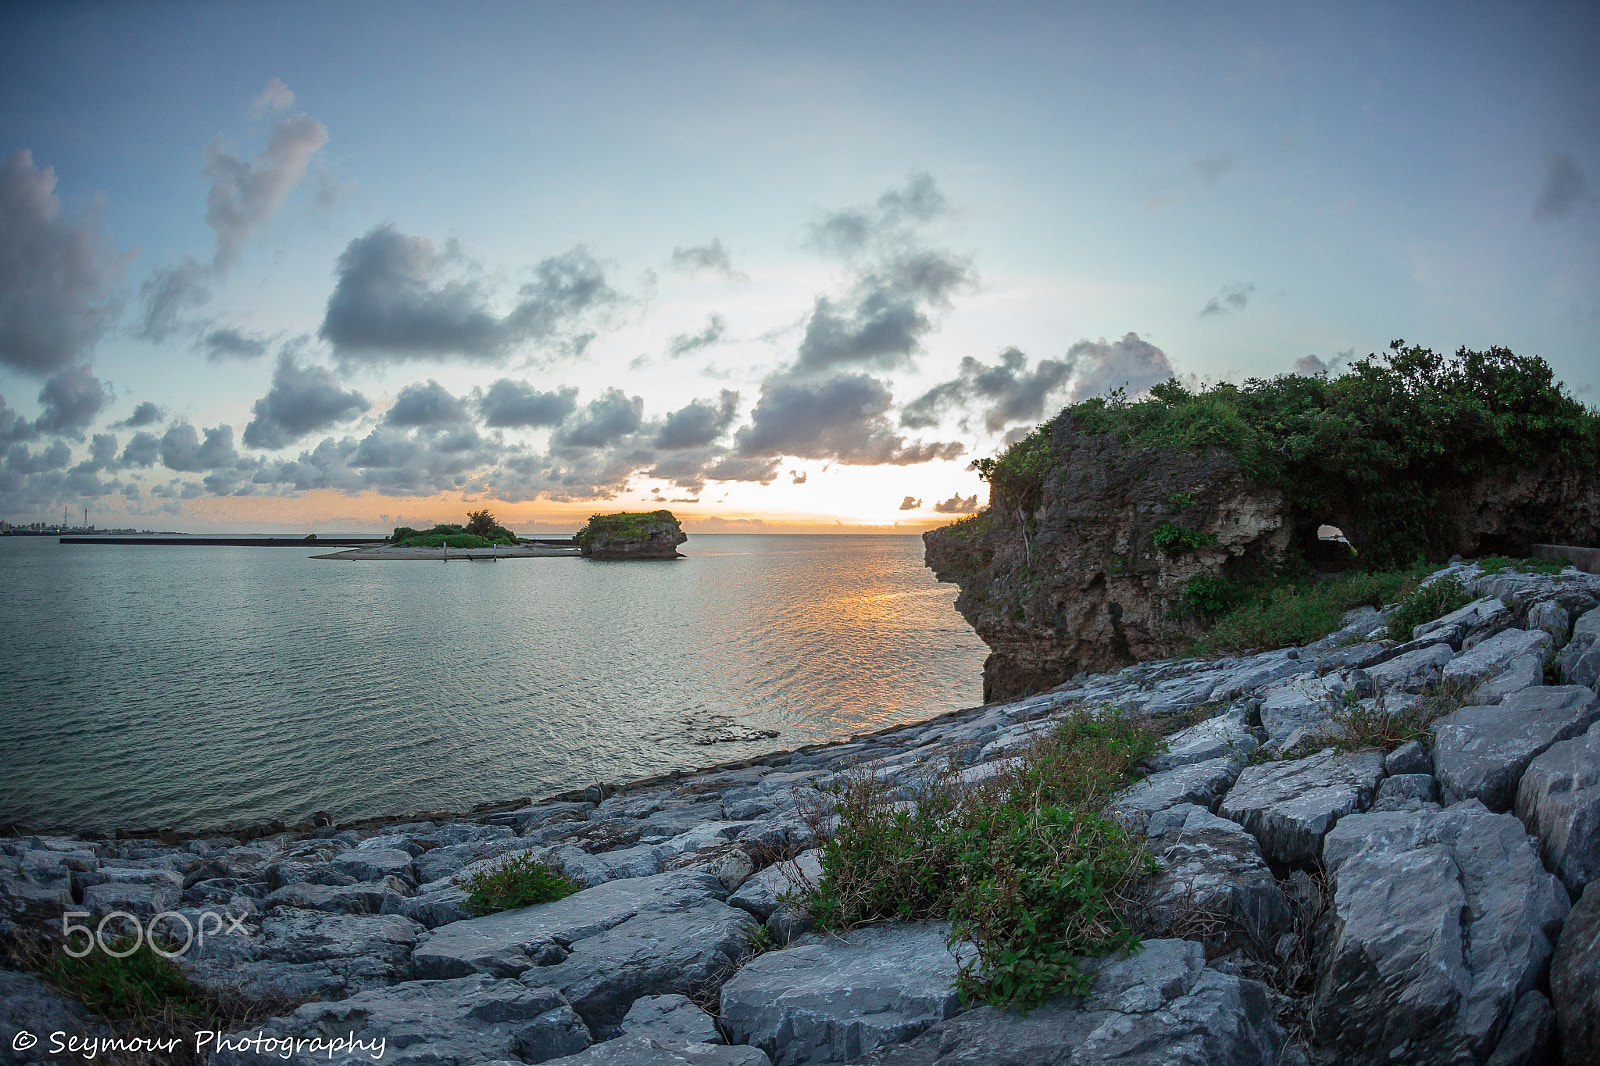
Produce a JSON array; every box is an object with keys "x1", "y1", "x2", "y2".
[
  {"x1": 934, "y1": 493, "x2": 979, "y2": 514},
  {"x1": 901, "y1": 347, "x2": 1072, "y2": 433},
  {"x1": 1536, "y1": 152, "x2": 1594, "y2": 221},
  {"x1": 0, "y1": 150, "x2": 130, "y2": 374},
  {"x1": 384, "y1": 379, "x2": 470, "y2": 427},
  {"x1": 159, "y1": 423, "x2": 240, "y2": 471},
  {"x1": 1200, "y1": 283, "x2": 1254, "y2": 317},
  {"x1": 1294, "y1": 354, "x2": 1330, "y2": 376},
  {"x1": 0, "y1": 395, "x2": 35, "y2": 444},
  {"x1": 1061, "y1": 333, "x2": 1177, "y2": 403},
  {"x1": 735, "y1": 372, "x2": 964, "y2": 466},
  {"x1": 115, "y1": 401, "x2": 165, "y2": 428},
  {"x1": 137, "y1": 82, "x2": 328, "y2": 340},
  {"x1": 34, "y1": 364, "x2": 110, "y2": 436},
  {"x1": 320, "y1": 226, "x2": 620, "y2": 364},
  {"x1": 242, "y1": 354, "x2": 370, "y2": 450},
  {"x1": 121, "y1": 431, "x2": 160, "y2": 467},
  {"x1": 669, "y1": 239, "x2": 746, "y2": 281},
  {"x1": 202, "y1": 326, "x2": 271, "y2": 361},
  {"x1": 795, "y1": 250, "x2": 974, "y2": 375},
  {"x1": 668, "y1": 314, "x2": 726, "y2": 357},
  {"x1": 477, "y1": 379, "x2": 579, "y2": 428},
  {"x1": 6, "y1": 440, "x2": 70, "y2": 474},
  {"x1": 656, "y1": 391, "x2": 738, "y2": 450},
  {"x1": 808, "y1": 171, "x2": 949, "y2": 256},
  {"x1": 550, "y1": 388, "x2": 643, "y2": 450},
  {"x1": 898, "y1": 496, "x2": 920, "y2": 510}
]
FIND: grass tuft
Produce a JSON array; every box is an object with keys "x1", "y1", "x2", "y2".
[
  {"x1": 457, "y1": 852, "x2": 583, "y2": 915},
  {"x1": 1383, "y1": 572, "x2": 1472, "y2": 642},
  {"x1": 802, "y1": 709, "x2": 1160, "y2": 1010},
  {"x1": 1188, "y1": 566, "x2": 1430, "y2": 655}
]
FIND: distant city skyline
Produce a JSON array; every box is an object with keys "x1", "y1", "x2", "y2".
[{"x1": 2, "y1": 1, "x2": 1595, "y2": 532}]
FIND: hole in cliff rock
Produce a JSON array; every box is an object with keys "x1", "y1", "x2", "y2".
[{"x1": 1316, "y1": 524, "x2": 1351, "y2": 546}]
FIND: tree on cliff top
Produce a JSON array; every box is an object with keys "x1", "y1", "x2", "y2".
[{"x1": 974, "y1": 342, "x2": 1600, "y2": 566}]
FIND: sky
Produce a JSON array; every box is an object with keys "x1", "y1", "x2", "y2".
[{"x1": 1, "y1": 1, "x2": 1596, "y2": 533}]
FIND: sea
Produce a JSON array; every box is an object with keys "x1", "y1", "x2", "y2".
[{"x1": 0, "y1": 534, "x2": 989, "y2": 834}]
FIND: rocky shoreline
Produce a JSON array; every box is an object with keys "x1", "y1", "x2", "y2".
[{"x1": 5, "y1": 559, "x2": 1600, "y2": 1065}]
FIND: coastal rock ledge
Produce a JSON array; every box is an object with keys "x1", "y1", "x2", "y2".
[{"x1": 4, "y1": 559, "x2": 1600, "y2": 1065}]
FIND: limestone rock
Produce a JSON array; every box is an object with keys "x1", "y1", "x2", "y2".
[
  {"x1": 1365, "y1": 642, "x2": 1455, "y2": 694},
  {"x1": 1516, "y1": 717, "x2": 1600, "y2": 895},
  {"x1": 1550, "y1": 880, "x2": 1600, "y2": 1066},
  {"x1": 618, "y1": 994, "x2": 721, "y2": 1044},
  {"x1": 576, "y1": 511, "x2": 687, "y2": 560},
  {"x1": 1529, "y1": 600, "x2": 1573, "y2": 649},
  {"x1": 1137, "y1": 804, "x2": 1292, "y2": 946},
  {"x1": 1110, "y1": 756, "x2": 1244, "y2": 825},
  {"x1": 718, "y1": 922, "x2": 972, "y2": 1066},
  {"x1": 1414, "y1": 596, "x2": 1511, "y2": 647},
  {"x1": 1372, "y1": 773, "x2": 1437, "y2": 812},
  {"x1": 1431, "y1": 685, "x2": 1600, "y2": 810},
  {"x1": 1217, "y1": 749, "x2": 1386, "y2": 866},
  {"x1": 1442, "y1": 628, "x2": 1553, "y2": 689},
  {"x1": 1314, "y1": 802, "x2": 1570, "y2": 1065},
  {"x1": 1146, "y1": 708, "x2": 1258, "y2": 771},
  {"x1": 727, "y1": 850, "x2": 821, "y2": 921},
  {"x1": 853, "y1": 939, "x2": 1283, "y2": 1066},
  {"x1": 183, "y1": 911, "x2": 423, "y2": 1001},
  {"x1": 539, "y1": 1037, "x2": 771, "y2": 1066},
  {"x1": 209, "y1": 974, "x2": 590, "y2": 1066},
  {"x1": 1257, "y1": 676, "x2": 1344, "y2": 748},
  {"x1": 1482, "y1": 991, "x2": 1555, "y2": 1066},
  {"x1": 0, "y1": 970, "x2": 115, "y2": 1064}
]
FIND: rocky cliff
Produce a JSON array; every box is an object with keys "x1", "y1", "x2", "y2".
[
  {"x1": 576, "y1": 510, "x2": 687, "y2": 559},
  {"x1": 926, "y1": 410, "x2": 1600, "y2": 703}
]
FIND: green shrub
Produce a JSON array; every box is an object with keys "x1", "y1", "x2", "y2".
[
  {"x1": 804, "y1": 710, "x2": 1159, "y2": 1009},
  {"x1": 972, "y1": 422, "x2": 1056, "y2": 511},
  {"x1": 940, "y1": 511, "x2": 992, "y2": 538},
  {"x1": 1152, "y1": 523, "x2": 1217, "y2": 554},
  {"x1": 1190, "y1": 566, "x2": 1427, "y2": 655},
  {"x1": 1327, "y1": 681, "x2": 1473, "y2": 753},
  {"x1": 457, "y1": 853, "x2": 582, "y2": 915},
  {"x1": 40, "y1": 940, "x2": 205, "y2": 1021},
  {"x1": 1385, "y1": 573, "x2": 1472, "y2": 642},
  {"x1": 1182, "y1": 574, "x2": 1238, "y2": 619}
]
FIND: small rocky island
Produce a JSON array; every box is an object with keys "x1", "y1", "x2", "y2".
[{"x1": 575, "y1": 510, "x2": 687, "y2": 559}]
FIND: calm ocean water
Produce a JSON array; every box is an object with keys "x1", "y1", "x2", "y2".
[{"x1": 0, "y1": 534, "x2": 988, "y2": 833}]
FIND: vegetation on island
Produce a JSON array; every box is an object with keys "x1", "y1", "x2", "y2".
[
  {"x1": 974, "y1": 342, "x2": 1599, "y2": 568},
  {"x1": 803, "y1": 709, "x2": 1160, "y2": 1009},
  {"x1": 390, "y1": 509, "x2": 518, "y2": 548},
  {"x1": 573, "y1": 509, "x2": 683, "y2": 550}
]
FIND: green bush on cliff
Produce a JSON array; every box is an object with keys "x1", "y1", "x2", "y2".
[
  {"x1": 976, "y1": 343, "x2": 1600, "y2": 567},
  {"x1": 804, "y1": 710, "x2": 1159, "y2": 1009},
  {"x1": 574, "y1": 509, "x2": 682, "y2": 550}
]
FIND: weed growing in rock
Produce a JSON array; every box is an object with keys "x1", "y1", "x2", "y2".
[
  {"x1": 41, "y1": 940, "x2": 203, "y2": 1021},
  {"x1": 1188, "y1": 566, "x2": 1427, "y2": 654},
  {"x1": 1327, "y1": 680, "x2": 1473, "y2": 753},
  {"x1": 1384, "y1": 572, "x2": 1472, "y2": 641},
  {"x1": 458, "y1": 852, "x2": 582, "y2": 915},
  {"x1": 1152, "y1": 523, "x2": 1217, "y2": 554},
  {"x1": 803, "y1": 710, "x2": 1160, "y2": 1010}
]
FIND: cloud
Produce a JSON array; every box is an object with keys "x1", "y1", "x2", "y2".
[
  {"x1": 159, "y1": 423, "x2": 239, "y2": 471},
  {"x1": 384, "y1": 379, "x2": 471, "y2": 427},
  {"x1": 1536, "y1": 152, "x2": 1594, "y2": 221},
  {"x1": 795, "y1": 250, "x2": 974, "y2": 375},
  {"x1": 1199, "y1": 282, "x2": 1255, "y2": 317},
  {"x1": 252, "y1": 77, "x2": 295, "y2": 116},
  {"x1": 1062, "y1": 334, "x2": 1177, "y2": 402},
  {"x1": 656, "y1": 391, "x2": 738, "y2": 450},
  {"x1": 898, "y1": 496, "x2": 920, "y2": 510},
  {"x1": 241, "y1": 354, "x2": 370, "y2": 450},
  {"x1": 115, "y1": 401, "x2": 165, "y2": 428},
  {"x1": 669, "y1": 239, "x2": 746, "y2": 281},
  {"x1": 790, "y1": 469, "x2": 807, "y2": 485},
  {"x1": 204, "y1": 108, "x2": 329, "y2": 269},
  {"x1": 934, "y1": 492, "x2": 979, "y2": 514},
  {"x1": 320, "y1": 226, "x2": 620, "y2": 363},
  {"x1": 73, "y1": 433, "x2": 119, "y2": 473},
  {"x1": 550, "y1": 388, "x2": 643, "y2": 450},
  {"x1": 808, "y1": 171, "x2": 950, "y2": 257},
  {"x1": 121, "y1": 431, "x2": 160, "y2": 467},
  {"x1": 477, "y1": 379, "x2": 579, "y2": 428},
  {"x1": 137, "y1": 82, "x2": 327, "y2": 340},
  {"x1": 735, "y1": 372, "x2": 964, "y2": 466},
  {"x1": 1294, "y1": 354, "x2": 1330, "y2": 376},
  {"x1": 668, "y1": 314, "x2": 726, "y2": 357},
  {"x1": 6, "y1": 440, "x2": 70, "y2": 474},
  {"x1": 202, "y1": 326, "x2": 271, "y2": 362},
  {"x1": 0, "y1": 395, "x2": 36, "y2": 444},
  {"x1": 33, "y1": 364, "x2": 110, "y2": 436},
  {"x1": 0, "y1": 149, "x2": 130, "y2": 374},
  {"x1": 901, "y1": 347, "x2": 1072, "y2": 433}
]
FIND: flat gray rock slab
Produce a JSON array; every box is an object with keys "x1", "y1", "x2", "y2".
[
  {"x1": 1110, "y1": 756, "x2": 1243, "y2": 824},
  {"x1": 183, "y1": 911, "x2": 423, "y2": 1001},
  {"x1": 0, "y1": 970, "x2": 115, "y2": 1064},
  {"x1": 619, "y1": 994, "x2": 721, "y2": 1044},
  {"x1": 853, "y1": 939, "x2": 1283, "y2": 1066},
  {"x1": 1314, "y1": 801, "x2": 1571, "y2": 1065},
  {"x1": 539, "y1": 1036, "x2": 771, "y2": 1066},
  {"x1": 1258, "y1": 675, "x2": 1343, "y2": 746},
  {"x1": 719, "y1": 922, "x2": 972, "y2": 1066},
  {"x1": 1515, "y1": 717, "x2": 1600, "y2": 895},
  {"x1": 728, "y1": 850, "x2": 821, "y2": 920},
  {"x1": 209, "y1": 974, "x2": 590, "y2": 1066},
  {"x1": 1217, "y1": 749, "x2": 1386, "y2": 866},
  {"x1": 1365, "y1": 642, "x2": 1454, "y2": 694},
  {"x1": 1138, "y1": 804, "x2": 1291, "y2": 945},
  {"x1": 1415, "y1": 596, "x2": 1509, "y2": 646},
  {"x1": 1442, "y1": 628, "x2": 1552, "y2": 689},
  {"x1": 1431, "y1": 685, "x2": 1600, "y2": 810},
  {"x1": 1147, "y1": 708, "x2": 1258, "y2": 772},
  {"x1": 1550, "y1": 881, "x2": 1600, "y2": 1066}
]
